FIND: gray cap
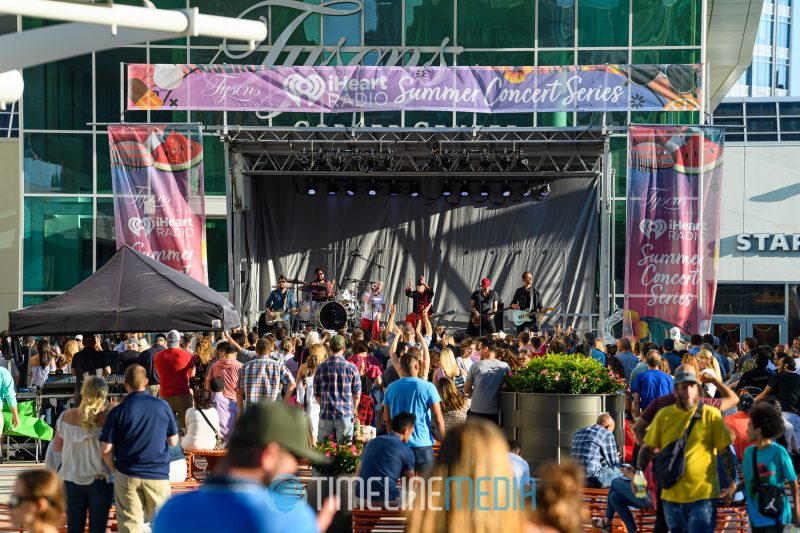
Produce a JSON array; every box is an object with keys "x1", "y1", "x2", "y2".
[
  {"x1": 674, "y1": 367, "x2": 699, "y2": 385},
  {"x1": 166, "y1": 330, "x2": 181, "y2": 347}
]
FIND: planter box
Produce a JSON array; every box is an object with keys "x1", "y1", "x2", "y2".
[{"x1": 499, "y1": 392, "x2": 625, "y2": 472}]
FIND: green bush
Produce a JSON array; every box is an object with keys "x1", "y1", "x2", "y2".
[{"x1": 506, "y1": 353, "x2": 626, "y2": 394}]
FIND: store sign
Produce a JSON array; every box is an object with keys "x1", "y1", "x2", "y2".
[
  {"x1": 127, "y1": 63, "x2": 703, "y2": 113},
  {"x1": 736, "y1": 233, "x2": 800, "y2": 251},
  {"x1": 223, "y1": 0, "x2": 461, "y2": 68}
]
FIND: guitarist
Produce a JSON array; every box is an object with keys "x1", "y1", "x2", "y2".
[
  {"x1": 263, "y1": 275, "x2": 297, "y2": 334},
  {"x1": 467, "y1": 278, "x2": 499, "y2": 337},
  {"x1": 510, "y1": 271, "x2": 542, "y2": 334}
]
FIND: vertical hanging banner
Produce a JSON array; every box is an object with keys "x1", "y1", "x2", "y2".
[
  {"x1": 624, "y1": 126, "x2": 724, "y2": 341},
  {"x1": 108, "y1": 125, "x2": 207, "y2": 284}
]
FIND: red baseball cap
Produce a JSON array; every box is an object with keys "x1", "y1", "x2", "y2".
[{"x1": 480, "y1": 278, "x2": 491, "y2": 287}]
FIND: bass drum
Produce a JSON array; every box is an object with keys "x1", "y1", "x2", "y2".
[{"x1": 313, "y1": 301, "x2": 349, "y2": 331}]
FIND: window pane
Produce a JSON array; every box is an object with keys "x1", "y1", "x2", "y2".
[
  {"x1": 713, "y1": 284, "x2": 785, "y2": 315},
  {"x1": 149, "y1": 48, "x2": 189, "y2": 124},
  {"x1": 631, "y1": 49, "x2": 700, "y2": 64},
  {"x1": 23, "y1": 54, "x2": 92, "y2": 130},
  {"x1": 22, "y1": 295, "x2": 56, "y2": 308},
  {"x1": 746, "y1": 117, "x2": 778, "y2": 132},
  {"x1": 457, "y1": 51, "x2": 535, "y2": 66},
  {"x1": 97, "y1": 134, "x2": 112, "y2": 194},
  {"x1": 323, "y1": 2, "x2": 361, "y2": 46},
  {"x1": 537, "y1": 112, "x2": 573, "y2": 126},
  {"x1": 405, "y1": 0, "x2": 454, "y2": 46},
  {"x1": 578, "y1": 50, "x2": 628, "y2": 65},
  {"x1": 96, "y1": 47, "x2": 147, "y2": 125},
  {"x1": 633, "y1": 0, "x2": 701, "y2": 46},
  {"x1": 746, "y1": 101, "x2": 777, "y2": 116},
  {"x1": 457, "y1": 0, "x2": 535, "y2": 48},
  {"x1": 364, "y1": 0, "x2": 402, "y2": 45},
  {"x1": 206, "y1": 218, "x2": 229, "y2": 293},
  {"x1": 24, "y1": 133, "x2": 93, "y2": 194},
  {"x1": 271, "y1": 0, "x2": 321, "y2": 46},
  {"x1": 190, "y1": 0, "x2": 265, "y2": 46},
  {"x1": 613, "y1": 200, "x2": 626, "y2": 291},
  {"x1": 611, "y1": 135, "x2": 627, "y2": 197},
  {"x1": 204, "y1": 136, "x2": 226, "y2": 196},
  {"x1": 715, "y1": 103, "x2": 744, "y2": 117},
  {"x1": 538, "y1": 50, "x2": 574, "y2": 66},
  {"x1": 538, "y1": 0, "x2": 574, "y2": 47},
  {"x1": 24, "y1": 197, "x2": 93, "y2": 292},
  {"x1": 96, "y1": 197, "x2": 116, "y2": 270},
  {"x1": 578, "y1": 0, "x2": 628, "y2": 47}
]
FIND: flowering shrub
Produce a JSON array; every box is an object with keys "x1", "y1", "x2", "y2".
[
  {"x1": 506, "y1": 353, "x2": 626, "y2": 394},
  {"x1": 313, "y1": 436, "x2": 365, "y2": 476}
]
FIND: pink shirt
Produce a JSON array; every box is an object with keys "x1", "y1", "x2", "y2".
[{"x1": 205, "y1": 358, "x2": 243, "y2": 401}]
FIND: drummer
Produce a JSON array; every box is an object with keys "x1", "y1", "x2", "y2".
[
  {"x1": 306, "y1": 267, "x2": 334, "y2": 308},
  {"x1": 264, "y1": 275, "x2": 297, "y2": 335},
  {"x1": 361, "y1": 282, "x2": 384, "y2": 341}
]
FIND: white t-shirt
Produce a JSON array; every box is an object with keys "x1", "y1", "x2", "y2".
[
  {"x1": 181, "y1": 407, "x2": 219, "y2": 451},
  {"x1": 508, "y1": 452, "x2": 531, "y2": 487},
  {"x1": 361, "y1": 292, "x2": 384, "y2": 321}
]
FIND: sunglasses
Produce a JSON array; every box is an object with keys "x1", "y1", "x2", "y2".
[
  {"x1": 625, "y1": 65, "x2": 697, "y2": 94},
  {"x1": 9, "y1": 494, "x2": 50, "y2": 508}
]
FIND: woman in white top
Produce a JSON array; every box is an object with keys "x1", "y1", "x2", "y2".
[
  {"x1": 51, "y1": 376, "x2": 113, "y2": 533},
  {"x1": 30, "y1": 340, "x2": 56, "y2": 389},
  {"x1": 296, "y1": 352, "x2": 322, "y2": 444},
  {"x1": 181, "y1": 387, "x2": 220, "y2": 451}
]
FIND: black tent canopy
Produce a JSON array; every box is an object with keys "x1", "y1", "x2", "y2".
[{"x1": 9, "y1": 245, "x2": 240, "y2": 335}]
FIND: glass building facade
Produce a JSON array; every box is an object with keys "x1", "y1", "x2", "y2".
[
  {"x1": 728, "y1": 0, "x2": 793, "y2": 97},
  {"x1": 18, "y1": 0, "x2": 704, "y2": 309}
]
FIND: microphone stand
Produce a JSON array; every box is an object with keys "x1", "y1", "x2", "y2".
[{"x1": 350, "y1": 251, "x2": 385, "y2": 270}]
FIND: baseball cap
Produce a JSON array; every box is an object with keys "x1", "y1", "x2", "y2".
[
  {"x1": 330, "y1": 334, "x2": 346, "y2": 352},
  {"x1": 674, "y1": 367, "x2": 699, "y2": 385},
  {"x1": 670, "y1": 327, "x2": 682, "y2": 342},
  {"x1": 154, "y1": 333, "x2": 167, "y2": 342},
  {"x1": 230, "y1": 402, "x2": 328, "y2": 464},
  {"x1": 662, "y1": 339, "x2": 675, "y2": 350},
  {"x1": 738, "y1": 394, "x2": 754, "y2": 413},
  {"x1": 74, "y1": 335, "x2": 83, "y2": 341},
  {"x1": 480, "y1": 278, "x2": 491, "y2": 287},
  {"x1": 166, "y1": 330, "x2": 181, "y2": 347}
]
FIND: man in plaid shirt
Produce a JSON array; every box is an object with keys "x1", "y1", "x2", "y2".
[
  {"x1": 236, "y1": 337, "x2": 296, "y2": 413},
  {"x1": 314, "y1": 335, "x2": 361, "y2": 442},
  {"x1": 569, "y1": 413, "x2": 620, "y2": 488}
]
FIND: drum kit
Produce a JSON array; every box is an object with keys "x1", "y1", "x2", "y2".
[{"x1": 285, "y1": 277, "x2": 375, "y2": 332}]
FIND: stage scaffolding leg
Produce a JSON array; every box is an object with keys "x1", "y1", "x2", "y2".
[
  {"x1": 227, "y1": 142, "x2": 258, "y2": 330},
  {"x1": 597, "y1": 126, "x2": 612, "y2": 339}
]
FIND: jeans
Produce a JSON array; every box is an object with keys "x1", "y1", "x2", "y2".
[
  {"x1": 661, "y1": 499, "x2": 717, "y2": 533},
  {"x1": 604, "y1": 477, "x2": 651, "y2": 533},
  {"x1": 318, "y1": 417, "x2": 355, "y2": 443},
  {"x1": 412, "y1": 446, "x2": 434, "y2": 477},
  {"x1": 65, "y1": 479, "x2": 114, "y2": 533},
  {"x1": 783, "y1": 411, "x2": 800, "y2": 446}
]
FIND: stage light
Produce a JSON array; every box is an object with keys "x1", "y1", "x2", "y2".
[
  {"x1": 521, "y1": 182, "x2": 532, "y2": 197},
  {"x1": 500, "y1": 149, "x2": 513, "y2": 169},
  {"x1": 382, "y1": 150, "x2": 394, "y2": 170},
  {"x1": 409, "y1": 182, "x2": 421, "y2": 197},
  {"x1": 345, "y1": 181, "x2": 356, "y2": 196},
  {"x1": 441, "y1": 150, "x2": 453, "y2": 168},
  {"x1": 368, "y1": 181, "x2": 378, "y2": 196},
  {"x1": 501, "y1": 182, "x2": 512, "y2": 197},
  {"x1": 331, "y1": 149, "x2": 343, "y2": 170},
  {"x1": 306, "y1": 182, "x2": 317, "y2": 196},
  {"x1": 298, "y1": 148, "x2": 310, "y2": 169},
  {"x1": 327, "y1": 182, "x2": 338, "y2": 196},
  {"x1": 516, "y1": 150, "x2": 529, "y2": 168},
  {"x1": 458, "y1": 149, "x2": 470, "y2": 168},
  {"x1": 533, "y1": 183, "x2": 551, "y2": 201},
  {"x1": 441, "y1": 182, "x2": 452, "y2": 197},
  {"x1": 314, "y1": 149, "x2": 326, "y2": 169},
  {"x1": 389, "y1": 181, "x2": 400, "y2": 196},
  {"x1": 479, "y1": 182, "x2": 490, "y2": 197},
  {"x1": 460, "y1": 182, "x2": 470, "y2": 197},
  {"x1": 428, "y1": 150, "x2": 441, "y2": 169},
  {"x1": 365, "y1": 150, "x2": 378, "y2": 172},
  {"x1": 479, "y1": 149, "x2": 494, "y2": 169}
]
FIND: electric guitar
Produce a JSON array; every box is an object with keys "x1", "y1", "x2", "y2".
[
  {"x1": 511, "y1": 307, "x2": 556, "y2": 326},
  {"x1": 264, "y1": 307, "x2": 296, "y2": 325},
  {"x1": 471, "y1": 305, "x2": 512, "y2": 327},
  {"x1": 405, "y1": 309, "x2": 456, "y2": 324}
]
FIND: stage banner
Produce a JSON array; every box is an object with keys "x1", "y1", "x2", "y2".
[
  {"x1": 127, "y1": 64, "x2": 702, "y2": 113},
  {"x1": 108, "y1": 125, "x2": 207, "y2": 284},
  {"x1": 623, "y1": 126, "x2": 724, "y2": 342}
]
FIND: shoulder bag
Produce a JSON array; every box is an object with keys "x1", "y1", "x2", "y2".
[
  {"x1": 751, "y1": 447, "x2": 784, "y2": 521},
  {"x1": 652, "y1": 403, "x2": 703, "y2": 489},
  {"x1": 197, "y1": 408, "x2": 226, "y2": 450}
]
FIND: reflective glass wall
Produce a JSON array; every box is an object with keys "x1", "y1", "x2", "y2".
[{"x1": 20, "y1": 0, "x2": 704, "y2": 304}]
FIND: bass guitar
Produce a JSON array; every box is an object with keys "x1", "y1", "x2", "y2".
[
  {"x1": 471, "y1": 306, "x2": 512, "y2": 327},
  {"x1": 511, "y1": 307, "x2": 556, "y2": 326}
]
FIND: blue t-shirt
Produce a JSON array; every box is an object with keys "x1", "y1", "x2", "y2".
[
  {"x1": 153, "y1": 477, "x2": 317, "y2": 533},
  {"x1": 631, "y1": 369, "x2": 674, "y2": 410},
  {"x1": 663, "y1": 352, "x2": 682, "y2": 373},
  {"x1": 99, "y1": 392, "x2": 178, "y2": 479},
  {"x1": 743, "y1": 442, "x2": 798, "y2": 527},
  {"x1": 615, "y1": 352, "x2": 639, "y2": 383},
  {"x1": 384, "y1": 377, "x2": 441, "y2": 448},
  {"x1": 358, "y1": 433, "x2": 415, "y2": 502},
  {"x1": 590, "y1": 349, "x2": 607, "y2": 366}
]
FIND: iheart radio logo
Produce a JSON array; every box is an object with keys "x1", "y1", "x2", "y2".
[
  {"x1": 639, "y1": 219, "x2": 667, "y2": 239},
  {"x1": 128, "y1": 216, "x2": 155, "y2": 237},
  {"x1": 283, "y1": 74, "x2": 325, "y2": 106}
]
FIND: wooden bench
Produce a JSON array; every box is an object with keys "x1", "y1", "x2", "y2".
[
  {"x1": 352, "y1": 507, "x2": 407, "y2": 533},
  {"x1": 182, "y1": 448, "x2": 228, "y2": 481}
]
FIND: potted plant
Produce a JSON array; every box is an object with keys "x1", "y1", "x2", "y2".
[
  {"x1": 306, "y1": 435, "x2": 366, "y2": 515},
  {"x1": 501, "y1": 353, "x2": 626, "y2": 469}
]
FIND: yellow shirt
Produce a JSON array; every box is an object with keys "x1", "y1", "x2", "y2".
[{"x1": 643, "y1": 403, "x2": 732, "y2": 503}]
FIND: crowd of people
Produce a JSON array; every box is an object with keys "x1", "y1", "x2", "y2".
[{"x1": 1, "y1": 322, "x2": 800, "y2": 532}]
